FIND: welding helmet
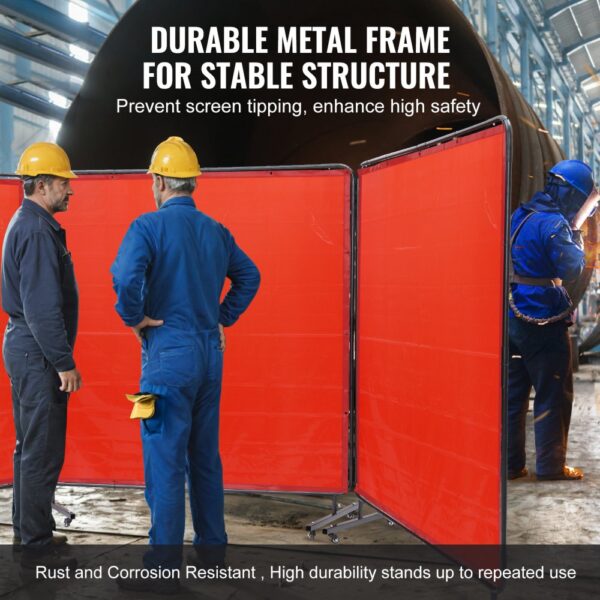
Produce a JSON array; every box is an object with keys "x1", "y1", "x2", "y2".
[
  {"x1": 15, "y1": 142, "x2": 77, "y2": 179},
  {"x1": 147, "y1": 136, "x2": 201, "y2": 178},
  {"x1": 548, "y1": 160, "x2": 594, "y2": 198},
  {"x1": 546, "y1": 160, "x2": 595, "y2": 221}
]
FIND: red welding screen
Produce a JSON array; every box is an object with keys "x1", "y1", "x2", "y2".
[
  {"x1": 356, "y1": 125, "x2": 507, "y2": 546},
  {"x1": 0, "y1": 169, "x2": 350, "y2": 492},
  {"x1": 0, "y1": 179, "x2": 21, "y2": 485}
]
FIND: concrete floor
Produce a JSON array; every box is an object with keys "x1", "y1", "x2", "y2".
[
  {"x1": 1, "y1": 369, "x2": 599, "y2": 546},
  {"x1": 507, "y1": 370, "x2": 600, "y2": 544}
]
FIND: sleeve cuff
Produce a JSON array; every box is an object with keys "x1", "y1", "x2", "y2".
[
  {"x1": 218, "y1": 309, "x2": 236, "y2": 327},
  {"x1": 53, "y1": 356, "x2": 76, "y2": 372},
  {"x1": 122, "y1": 312, "x2": 145, "y2": 327}
]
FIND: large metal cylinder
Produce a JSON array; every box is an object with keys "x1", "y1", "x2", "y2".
[{"x1": 58, "y1": 0, "x2": 594, "y2": 303}]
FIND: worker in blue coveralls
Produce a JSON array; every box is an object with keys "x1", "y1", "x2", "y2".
[
  {"x1": 111, "y1": 137, "x2": 260, "y2": 586},
  {"x1": 508, "y1": 159, "x2": 597, "y2": 481},
  {"x1": 2, "y1": 143, "x2": 81, "y2": 570}
]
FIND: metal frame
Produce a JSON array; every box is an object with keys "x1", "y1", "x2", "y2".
[
  {"x1": 348, "y1": 167, "x2": 359, "y2": 490},
  {"x1": 353, "y1": 117, "x2": 512, "y2": 579},
  {"x1": 305, "y1": 498, "x2": 387, "y2": 543},
  {"x1": 72, "y1": 162, "x2": 357, "y2": 497},
  {"x1": 52, "y1": 497, "x2": 76, "y2": 527},
  {"x1": 2, "y1": 129, "x2": 514, "y2": 570},
  {"x1": 0, "y1": 162, "x2": 356, "y2": 498}
]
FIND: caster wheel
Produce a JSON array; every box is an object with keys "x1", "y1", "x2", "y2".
[
  {"x1": 328, "y1": 534, "x2": 339, "y2": 544},
  {"x1": 387, "y1": 521, "x2": 395, "y2": 527},
  {"x1": 346, "y1": 512, "x2": 358, "y2": 520},
  {"x1": 307, "y1": 530, "x2": 316, "y2": 541}
]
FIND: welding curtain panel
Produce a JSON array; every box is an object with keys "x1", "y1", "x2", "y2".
[
  {"x1": 0, "y1": 168, "x2": 351, "y2": 493},
  {"x1": 356, "y1": 123, "x2": 509, "y2": 547}
]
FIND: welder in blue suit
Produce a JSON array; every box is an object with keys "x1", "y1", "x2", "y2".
[
  {"x1": 508, "y1": 159, "x2": 597, "y2": 481},
  {"x1": 110, "y1": 137, "x2": 260, "y2": 579}
]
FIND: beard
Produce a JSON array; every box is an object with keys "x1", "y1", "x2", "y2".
[{"x1": 51, "y1": 195, "x2": 70, "y2": 213}]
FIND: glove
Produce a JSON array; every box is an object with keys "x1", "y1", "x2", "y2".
[
  {"x1": 126, "y1": 392, "x2": 156, "y2": 419},
  {"x1": 571, "y1": 229, "x2": 584, "y2": 250}
]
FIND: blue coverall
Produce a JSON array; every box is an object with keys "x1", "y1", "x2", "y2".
[
  {"x1": 1, "y1": 198, "x2": 78, "y2": 546},
  {"x1": 508, "y1": 192, "x2": 585, "y2": 477},
  {"x1": 111, "y1": 196, "x2": 260, "y2": 553}
]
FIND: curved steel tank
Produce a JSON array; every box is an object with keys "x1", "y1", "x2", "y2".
[{"x1": 58, "y1": 0, "x2": 595, "y2": 304}]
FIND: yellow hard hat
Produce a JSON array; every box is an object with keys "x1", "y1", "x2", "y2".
[
  {"x1": 147, "y1": 136, "x2": 201, "y2": 178},
  {"x1": 15, "y1": 142, "x2": 77, "y2": 179}
]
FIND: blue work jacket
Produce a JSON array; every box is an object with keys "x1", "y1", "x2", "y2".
[
  {"x1": 111, "y1": 194, "x2": 260, "y2": 335},
  {"x1": 1, "y1": 198, "x2": 78, "y2": 372},
  {"x1": 510, "y1": 193, "x2": 585, "y2": 320}
]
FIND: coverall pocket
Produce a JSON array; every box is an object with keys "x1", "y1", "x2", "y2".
[
  {"x1": 142, "y1": 395, "x2": 163, "y2": 436},
  {"x1": 207, "y1": 343, "x2": 223, "y2": 382},
  {"x1": 2, "y1": 349, "x2": 27, "y2": 380},
  {"x1": 159, "y1": 346, "x2": 198, "y2": 387},
  {"x1": 26, "y1": 352, "x2": 51, "y2": 373}
]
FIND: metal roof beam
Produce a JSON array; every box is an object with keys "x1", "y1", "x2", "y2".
[
  {"x1": 565, "y1": 33, "x2": 600, "y2": 55},
  {"x1": 0, "y1": 25, "x2": 88, "y2": 77},
  {"x1": 0, "y1": 81, "x2": 66, "y2": 120},
  {"x1": 82, "y1": 0, "x2": 119, "y2": 23},
  {"x1": 103, "y1": 0, "x2": 121, "y2": 19},
  {"x1": 579, "y1": 70, "x2": 600, "y2": 85},
  {"x1": 15, "y1": 115, "x2": 46, "y2": 128},
  {"x1": 26, "y1": 77, "x2": 79, "y2": 100},
  {"x1": 0, "y1": 0, "x2": 106, "y2": 52},
  {"x1": 0, "y1": 56, "x2": 81, "y2": 98},
  {"x1": 27, "y1": 73, "x2": 80, "y2": 100},
  {"x1": 545, "y1": 0, "x2": 590, "y2": 21}
]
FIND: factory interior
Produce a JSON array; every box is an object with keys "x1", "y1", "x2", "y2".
[{"x1": 0, "y1": 2, "x2": 599, "y2": 598}]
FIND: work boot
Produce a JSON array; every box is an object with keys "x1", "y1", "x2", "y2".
[
  {"x1": 188, "y1": 544, "x2": 227, "y2": 569},
  {"x1": 117, "y1": 576, "x2": 181, "y2": 595},
  {"x1": 536, "y1": 466, "x2": 584, "y2": 481},
  {"x1": 13, "y1": 533, "x2": 68, "y2": 551},
  {"x1": 507, "y1": 467, "x2": 528, "y2": 480},
  {"x1": 20, "y1": 547, "x2": 77, "y2": 570}
]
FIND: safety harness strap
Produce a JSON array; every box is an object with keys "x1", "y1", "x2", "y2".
[
  {"x1": 511, "y1": 274, "x2": 562, "y2": 287},
  {"x1": 508, "y1": 209, "x2": 573, "y2": 325}
]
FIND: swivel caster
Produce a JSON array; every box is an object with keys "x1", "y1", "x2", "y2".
[
  {"x1": 64, "y1": 514, "x2": 75, "y2": 527},
  {"x1": 346, "y1": 512, "x2": 358, "y2": 520},
  {"x1": 328, "y1": 533, "x2": 339, "y2": 544},
  {"x1": 307, "y1": 530, "x2": 316, "y2": 541},
  {"x1": 387, "y1": 520, "x2": 395, "y2": 527}
]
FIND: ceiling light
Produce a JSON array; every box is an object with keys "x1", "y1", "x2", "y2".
[
  {"x1": 48, "y1": 91, "x2": 68, "y2": 109},
  {"x1": 582, "y1": 80, "x2": 600, "y2": 91},
  {"x1": 69, "y1": 44, "x2": 91, "y2": 63},
  {"x1": 68, "y1": 2, "x2": 89, "y2": 24}
]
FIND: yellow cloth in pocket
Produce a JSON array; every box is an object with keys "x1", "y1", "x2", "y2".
[{"x1": 126, "y1": 393, "x2": 156, "y2": 420}]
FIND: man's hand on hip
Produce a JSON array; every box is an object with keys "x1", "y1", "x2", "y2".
[
  {"x1": 58, "y1": 368, "x2": 82, "y2": 393},
  {"x1": 132, "y1": 315, "x2": 164, "y2": 343},
  {"x1": 218, "y1": 324, "x2": 226, "y2": 352}
]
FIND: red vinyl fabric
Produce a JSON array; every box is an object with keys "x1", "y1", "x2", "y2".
[
  {"x1": 0, "y1": 169, "x2": 350, "y2": 492},
  {"x1": 0, "y1": 179, "x2": 21, "y2": 485},
  {"x1": 356, "y1": 125, "x2": 508, "y2": 546}
]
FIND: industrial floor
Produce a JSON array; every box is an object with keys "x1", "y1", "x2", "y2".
[{"x1": 1, "y1": 371, "x2": 599, "y2": 546}]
